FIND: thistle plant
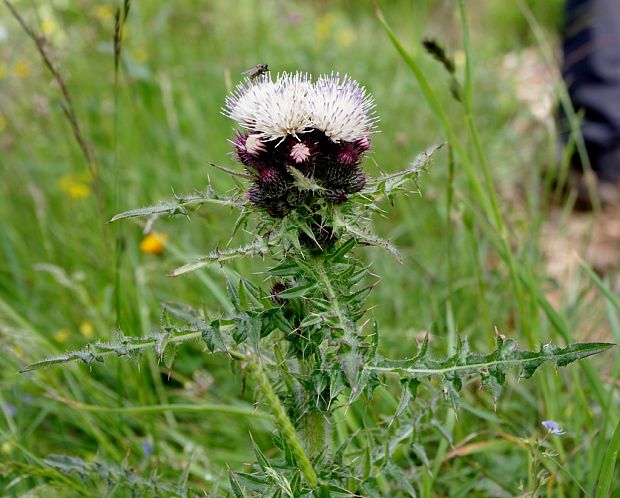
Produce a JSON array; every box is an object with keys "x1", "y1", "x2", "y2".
[{"x1": 21, "y1": 71, "x2": 613, "y2": 497}]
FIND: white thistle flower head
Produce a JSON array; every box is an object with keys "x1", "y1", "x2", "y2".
[
  {"x1": 224, "y1": 71, "x2": 377, "y2": 143},
  {"x1": 310, "y1": 73, "x2": 377, "y2": 142},
  {"x1": 224, "y1": 72, "x2": 313, "y2": 141}
]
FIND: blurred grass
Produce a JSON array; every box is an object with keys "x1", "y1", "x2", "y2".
[{"x1": 0, "y1": 0, "x2": 618, "y2": 496}]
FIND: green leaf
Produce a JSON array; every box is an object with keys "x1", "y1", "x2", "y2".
[
  {"x1": 336, "y1": 222, "x2": 403, "y2": 264},
  {"x1": 229, "y1": 471, "x2": 246, "y2": 498},
  {"x1": 250, "y1": 435, "x2": 271, "y2": 472},
  {"x1": 20, "y1": 329, "x2": 205, "y2": 372},
  {"x1": 202, "y1": 319, "x2": 226, "y2": 353},
  {"x1": 371, "y1": 339, "x2": 614, "y2": 407},
  {"x1": 324, "y1": 237, "x2": 357, "y2": 262},
  {"x1": 595, "y1": 419, "x2": 620, "y2": 497},
  {"x1": 287, "y1": 165, "x2": 324, "y2": 192},
  {"x1": 170, "y1": 239, "x2": 268, "y2": 277},
  {"x1": 109, "y1": 186, "x2": 244, "y2": 223},
  {"x1": 276, "y1": 282, "x2": 318, "y2": 299},
  {"x1": 268, "y1": 261, "x2": 300, "y2": 276},
  {"x1": 366, "y1": 144, "x2": 443, "y2": 198}
]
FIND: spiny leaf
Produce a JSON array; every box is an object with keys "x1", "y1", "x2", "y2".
[
  {"x1": 229, "y1": 471, "x2": 246, "y2": 498},
  {"x1": 366, "y1": 143, "x2": 443, "y2": 198},
  {"x1": 275, "y1": 282, "x2": 318, "y2": 299},
  {"x1": 20, "y1": 329, "x2": 205, "y2": 372},
  {"x1": 170, "y1": 239, "x2": 268, "y2": 277},
  {"x1": 324, "y1": 237, "x2": 357, "y2": 262},
  {"x1": 337, "y1": 222, "x2": 403, "y2": 264},
  {"x1": 43, "y1": 454, "x2": 179, "y2": 494},
  {"x1": 287, "y1": 165, "x2": 324, "y2": 192},
  {"x1": 109, "y1": 185, "x2": 243, "y2": 222},
  {"x1": 371, "y1": 339, "x2": 614, "y2": 406}
]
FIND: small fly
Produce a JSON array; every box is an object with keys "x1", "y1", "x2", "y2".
[{"x1": 242, "y1": 64, "x2": 269, "y2": 80}]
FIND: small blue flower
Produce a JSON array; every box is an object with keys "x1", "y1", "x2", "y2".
[
  {"x1": 2, "y1": 402, "x2": 16, "y2": 418},
  {"x1": 542, "y1": 420, "x2": 566, "y2": 436},
  {"x1": 141, "y1": 441, "x2": 154, "y2": 457}
]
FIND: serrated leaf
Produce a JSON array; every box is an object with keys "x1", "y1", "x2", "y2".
[
  {"x1": 389, "y1": 382, "x2": 412, "y2": 427},
  {"x1": 366, "y1": 144, "x2": 443, "y2": 198},
  {"x1": 299, "y1": 314, "x2": 323, "y2": 328},
  {"x1": 275, "y1": 282, "x2": 318, "y2": 299},
  {"x1": 287, "y1": 165, "x2": 324, "y2": 192},
  {"x1": 21, "y1": 329, "x2": 204, "y2": 372},
  {"x1": 337, "y1": 222, "x2": 403, "y2": 264},
  {"x1": 324, "y1": 237, "x2": 357, "y2": 262},
  {"x1": 250, "y1": 436, "x2": 270, "y2": 472},
  {"x1": 371, "y1": 339, "x2": 613, "y2": 408},
  {"x1": 170, "y1": 239, "x2": 268, "y2": 277},
  {"x1": 109, "y1": 186, "x2": 243, "y2": 223},
  {"x1": 202, "y1": 320, "x2": 226, "y2": 353},
  {"x1": 268, "y1": 261, "x2": 300, "y2": 276},
  {"x1": 229, "y1": 471, "x2": 246, "y2": 498}
]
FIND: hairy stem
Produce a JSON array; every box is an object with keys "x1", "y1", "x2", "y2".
[
  {"x1": 245, "y1": 354, "x2": 319, "y2": 488},
  {"x1": 302, "y1": 412, "x2": 329, "y2": 459},
  {"x1": 300, "y1": 358, "x2": 330, "y2": 459}
]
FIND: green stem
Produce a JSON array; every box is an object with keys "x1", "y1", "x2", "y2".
[
  {"x1": 300, "y1": 358, "x2": 330, "y2": 459},
  {"x1": 316, "y1": 259, "x2": 355, "y2": 340},
  {"x1": 302, "y1": 412, "x2": 328, "y2": 459},
  {"x1": 245, "y1": 354, "x2": 319, "y2": 489}
]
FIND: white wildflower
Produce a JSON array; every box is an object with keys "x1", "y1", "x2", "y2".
[
  {"x1": 310, "y1": 73, "x2": 377, "y2": 142},
  {"x1": 224, "y1": 73, "x2": 313, "y2": 141},
  {"x1": 224, "y1": 71, "x2": 377, "y2": 143}
]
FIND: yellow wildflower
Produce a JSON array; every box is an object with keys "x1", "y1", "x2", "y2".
[
  {"x1": 337, "y1": 28, "x2": 356, "y2": 48},
  {"x1": 1, "y1": 442, "x2": 12, "y2": 454},
  {"x1": 95, "y1": 4, "x2": 114, "y2": 21},
  {"x1": 133, "y1": 47, "x2": 149, "y2": 63},
  {"x1": 80, "y1": 321, "x2": 95, "y2": 339},
  {"x1": 58, "y1": 175, "x2": 90, "y2": 199},
  {"x1": 14, "y1": 60, "x2": 30, "y2": 77},
  {"x1": 316, "y1": 13, "x2": 335, "y2": 41},
  {"x1": 41, "y1": 19, "x2": 56, "y2": 35},
  {"x1": 54, "y1": 328, "x2": 70, "y2": 343},
  {"x1": 454, "y1": 50, "x2": 466, "y2": 67},
  {"x1": 140, "y1": 232, "x2": 168, "y2": 255}
]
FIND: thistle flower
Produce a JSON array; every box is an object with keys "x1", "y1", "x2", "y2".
[
  {"x1": 224, "y1": 72, "x2": 314, "y2": 141},
  {"x1": 224, "y1": 71, "x2": 376, "y2": 216},
  {"x1": 270, "y1": 282, "x2": 289, "y2": 305},
  {"x1": 310, "y1": 73, "x2": 377, "y2": 143}
]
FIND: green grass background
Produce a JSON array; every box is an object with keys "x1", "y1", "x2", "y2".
[{"x1": 1, "y1": 0, "x2": 619, "y2": 496}]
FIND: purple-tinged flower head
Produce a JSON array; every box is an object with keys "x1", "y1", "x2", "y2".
[
  {"x1": 270, "y1": 282, "x2": 289, "y2": 305},
  {"x1": 541, "y1": 420, "x2": 566, "y2": 436},
  {"x1": 290, "y1": 141, "x2": 313, "y2": 164},
  {"x1": 254, "y1": 165, "x2": 291, "y2": 197},
  {"x1": 230, "y1": 132, "x2": 266, "y2": 167},
  {"x1": 336, "y1": 140, "x2": 367, "y2": 167},
  {"x1": 223, "y1": 71, "x2": 377, "y2": 216},
  {"x1": 356, "y1": 135, "x2": 372, "y2": 152}
]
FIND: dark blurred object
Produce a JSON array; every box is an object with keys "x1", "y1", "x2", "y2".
[{"x1": 560, "y1": 0, "x2": 620, "y2": 206}]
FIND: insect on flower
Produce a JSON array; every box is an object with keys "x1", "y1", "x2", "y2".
[
  {"x1": 242, "y1": 63, "x2": 269, "y2": 80},
  {"x1": 223, "y1": 71, "x2": 377, "y2": 216}
]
